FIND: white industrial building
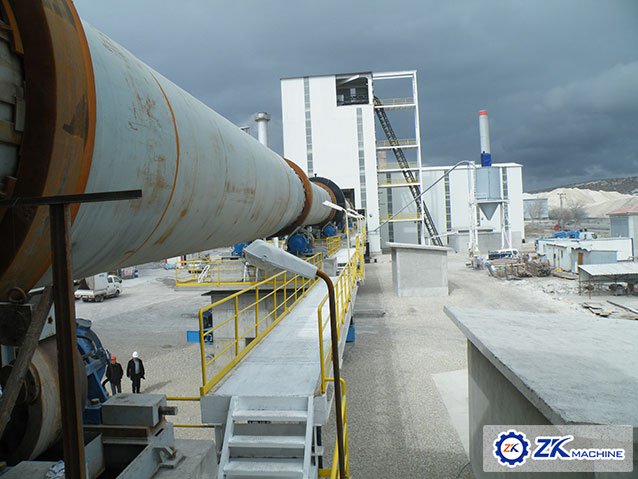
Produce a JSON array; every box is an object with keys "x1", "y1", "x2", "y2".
[
  {"x1": 281, "y1": 70, "x2": 525, "y2": 254},
  {"x1": 537, "y1": 237, "x2": 634, "y2": 272},
  {"x1": 609, "y1": 205, "x2": 638, "y2": 244},
  {"x1": 421, "y1": 163, "x2": 525, "y2": 252}
]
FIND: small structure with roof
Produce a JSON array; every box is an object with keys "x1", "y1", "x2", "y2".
[
  {"x1": 609, "y1": 204, "x2": 638, "y2": 244},
  {"x1": 537, "y1": 237, "x2": 634, "y2": 272},
  {"x1": 578, "y1": 262, "x2": 638, "y2": 296}
]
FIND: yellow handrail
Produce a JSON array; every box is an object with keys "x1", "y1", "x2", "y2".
[
  {"x1": 197, "y1": 252, "x2": 324, "y2": 395},
  {"x1": 174, "y1": 257, "x2": 261, "y2": 287},
  {"x1": 315, "y1": 235, "x2": 341, "y2": 257},
  {"x1": 318, "y1": 377, "x2": 350, "y2": 479}
]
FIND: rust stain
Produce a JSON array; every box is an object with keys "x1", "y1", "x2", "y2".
[
  {"x1": 122, "y1": 73, "x2": 180, "y2": 254},
  {"x1": 62, "y1": 95, "x2": 89, "y2": 138},
  {"x1": 43, "y1": 0, "x2": 74, "y2": 22}
]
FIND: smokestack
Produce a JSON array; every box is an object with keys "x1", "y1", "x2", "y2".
[
  {"x1": 255, "y1": 112, "x2": 271, "y2": 147},
  {"x1": 478, "y1": 110, "x2": 492, "y2": 167}
]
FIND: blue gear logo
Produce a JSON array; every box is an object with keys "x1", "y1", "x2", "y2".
[{"x1": 493, "y1": 430, "x2": 531, "y2": 468}]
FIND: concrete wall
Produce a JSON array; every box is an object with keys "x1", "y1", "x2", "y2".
[
  {"x1": 467, "y1": 341, "x2": 637, "y2": 478},
  {"x1": 468, "y1": 342, "x2": 552, "y2": 479},
  {"x1": 389, "y1": 243, "x2": 449, "y2": 296}
]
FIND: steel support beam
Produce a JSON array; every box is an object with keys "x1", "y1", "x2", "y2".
[{"x1": 50, "y1": 203, "x2": 86, "y2": 479}]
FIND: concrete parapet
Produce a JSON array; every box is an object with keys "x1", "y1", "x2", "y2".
[{"x1": 387, "y1": 242, "x2": 451, "y2": 297}]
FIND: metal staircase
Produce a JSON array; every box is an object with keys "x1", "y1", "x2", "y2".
[
  {"x1": 374, "y1": 97, "x2": 443, "y2": 246},
  {"x1": 218, "y1": 396, "x2": 317, "y2": 478}
]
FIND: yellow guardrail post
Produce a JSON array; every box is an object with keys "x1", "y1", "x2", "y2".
[
  {"x1": 199, "y1": 309, "x2": 206, "y2": 388},
  {"x1": 234, "y1": 296, "x2": 239, "y2": 356},
  {"x1": 317, "y1": 305, "x2": 325, "y2": 394},
  {"x1": 283, "y1": 271, "x2": 288, "y2": 313},
  {"x1": 255, "y1": 286, "x2": 259, "y2": 336},
  {"x1": 273, "y1": 278, "x2": 278, "y2": 320}
]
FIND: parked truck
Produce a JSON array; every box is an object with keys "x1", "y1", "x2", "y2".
[{"x1": 75, "y1": 273, "x2": 122, "y2": 302}]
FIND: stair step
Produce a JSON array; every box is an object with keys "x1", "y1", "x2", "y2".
[
  {"x1": 229, "y1": 435, "x2": 306, "y2": 449},
  {"x1": 233, "y1": 409, "x2": 307, "y2": 423},
  {"x1": 224, "y1": 458, "x2": 304, "y2": 477}
]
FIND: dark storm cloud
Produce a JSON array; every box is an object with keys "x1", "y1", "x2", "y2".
[{"x1": 74, "y1": 0, "x2": 638, "y2": 191}]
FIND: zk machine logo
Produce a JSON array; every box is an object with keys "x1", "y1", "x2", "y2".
[
  {"x1": 493, "y1": 430, "x2": 531, "y2": 467},
  {"x1": 493, "y1": 429, "x2": 628, "y2": 469}
]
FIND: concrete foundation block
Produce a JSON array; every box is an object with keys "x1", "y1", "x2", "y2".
[{"x1": 387, "y1": 242, "x2": 451, "y2": 297}]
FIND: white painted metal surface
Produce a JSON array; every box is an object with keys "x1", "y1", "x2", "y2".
[
  {"x1": 0, "y1": 12, "x2": 338, "y2": 296},
  {"x1": 478, "y1": 110, "x2": 491, "y2": 155},
  {"x1": 218, "y1": 396, "x2": 315, "y2": 478},
  {"x1": 421, "y1": 163, "x2": 525, "y2": 249},
  {"x1": 255, "y1": 112, "x2": 270, "y2": 147}
]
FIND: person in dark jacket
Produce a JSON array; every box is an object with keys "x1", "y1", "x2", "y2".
[
  {"x1": 103, "y1": 355, "x2": 124, "y2": 395},
  {"x1": 126, "y1": 351, "x2": 145, "y2": 393}
]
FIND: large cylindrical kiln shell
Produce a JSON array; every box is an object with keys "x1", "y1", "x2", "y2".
[
  {"x1": 304, "y1": 183, "x2": 333, "y2": 227},
  {"x1": 0, "y1": 0, "x2": 321, "y2": 297}
]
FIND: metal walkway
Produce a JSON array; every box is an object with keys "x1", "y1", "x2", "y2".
[
  {"x1": 198, "y1": 243, "x2": 362, "y2": 478},
  {"x1": 215, "y1": 280, "x2": 346, "y2": 397}
]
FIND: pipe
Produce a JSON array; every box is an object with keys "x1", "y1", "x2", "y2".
[
  {"x1": 0, "y1": 0, "x2": 338, "y2": 299},
  {"x1": 254, "y1": 112, "x2": 270, "y2": 147},
  {"x1": 478, "y1": 110, "x2": 491, "y2": 155},
  {"x1": 316, "y1": 270, "x2": 346, "y2": 479}
]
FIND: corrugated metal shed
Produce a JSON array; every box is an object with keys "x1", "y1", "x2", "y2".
[{"x1": 578, "y1": 262, "x2": 638, "y2": 280}]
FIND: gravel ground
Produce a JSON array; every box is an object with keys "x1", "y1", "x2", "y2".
[
  {"x1": 320, "y1": 252, "x2": 579, "y2": 479},
  {"x1": 76, "y1": 252, "x2": 633, "y2": 475},
  {"x1": 75, "y1": 266, "x2": 213, "y2": 440}
]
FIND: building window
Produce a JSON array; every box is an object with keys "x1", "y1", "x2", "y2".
[
  {"x1": 304, "y1": 77, "x2": 313, "y2": 175},
  {"x1": 356, "y1": 108, "x2": 366, "y2": 209},
  {"x1": 336, "y1": 75, "x2": 370, "y2": 106},
  {"x1": 444, "y1": 173, "x2": 452, "y2": 232}
]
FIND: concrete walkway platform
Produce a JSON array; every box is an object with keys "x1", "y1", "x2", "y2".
[{"x1": 446, "y1": 306, "x2": 638, "y2": 426}]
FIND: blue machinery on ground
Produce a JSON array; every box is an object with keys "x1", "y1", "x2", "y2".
[{"x1": 0, "y1": 0, "x2": 359, "y2": 476}]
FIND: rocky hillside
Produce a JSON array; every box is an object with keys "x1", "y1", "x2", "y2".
[
  {"x1": 525, "y1": 187, "x2": 638, "y2": 218},
  {"x1": 532, "y1": 176, "x2": 638, "y2": 195}
]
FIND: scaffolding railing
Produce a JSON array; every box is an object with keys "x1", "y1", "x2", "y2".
[
  {"x1": 377, "y1": 178, "x2": 420, "y2": 186},
  {"x1": 373, "y1": 97, "x2": 414, "y2": 107},
  {"x1": 376, "y1": 138, "x2": 418, "y2": 148}
]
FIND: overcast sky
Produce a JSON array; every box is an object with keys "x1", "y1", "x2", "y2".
[{"x1": 74, "y1": 0, "x2": 637, "y2": 192}]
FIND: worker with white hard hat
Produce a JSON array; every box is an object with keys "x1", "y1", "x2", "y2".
[{"x1": 126, "y1": 351, "x2": 145, "y2": 393}]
